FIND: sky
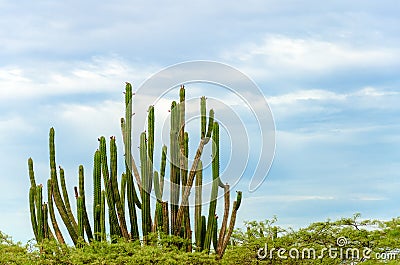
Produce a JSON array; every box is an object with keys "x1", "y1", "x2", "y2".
[{"x1": 0, "y1": 1, "x2": 399, "y2": 243}]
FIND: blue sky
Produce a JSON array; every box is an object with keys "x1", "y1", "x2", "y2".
[{"x1": 0, "y1": 1, "x2": 399, "y2": 243}]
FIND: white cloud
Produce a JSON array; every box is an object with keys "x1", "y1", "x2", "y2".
[
  {"x1": 0, "y1": 56, "x2": 156, "y2": 101},
  {"x1": 247, "y1": 195, "x2": 335, "y2": 203},
  {"x1": 222, "y1": 35, "x2": 399, "y2": 76}
]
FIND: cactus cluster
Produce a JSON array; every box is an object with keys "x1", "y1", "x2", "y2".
[{"x1": 28, "y1": 83, "x2": 242, "y2": 258}]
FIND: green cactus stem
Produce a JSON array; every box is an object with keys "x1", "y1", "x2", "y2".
[
  {"x1": 122, "y1": 82, "x2": 140, "y2": 240},
  {"x1": 42, "y1": 203, "x2": 50, "y2": 240},
  {"x1": 160, "y1": 145, "x2": 167, "y2": 195},
  {"x1": 174, "y1": 107, "x2": 214, "y2": 236},
  {"x1": 28, "y1": 158, "x2": 36, "y2": 188},
  {"x1": 93, "y1": 150, "x2": 102, "y2": 241},
  {"x1": 100, "y1": 190, "x2": 106, "y2": 241},
  {"x1": 200, "y1": 97, "x2": 207, "y2": 139},
  {"x1": 47, "y1": 179, "x2": 65, "y2": 244},
  {"x1": 216, "y1": 184, "x2": 230, "y2": 255},
  {"x1": 148, "y1": 105, "x2": 155, "y2": 165},
  {"x1": 109, "y1": 137, "x2": 129, "y2": 240},
  {"x1": 195, "y1": 160, "x2": 203, "y2": 250},
  {"x1": 99, "y1": 136, "x2": 122, "y2": 239},
  {"x1": 49, "y1": 128, "x2": 79, "y2": 245},
  {"x1": 77, "y1": 195, "x2": 84, "y2": 240},
  {"x1": 35, "y1": 185, "x2": 44, "y2": 243},
  {"x1": 212, "y1": 216, "x2": 218, "y2": 252},
  {"x1": 78, "y1": 165, "x2": 93, "y2": 241},
  {"x1": 204, "y1": 122, "x2": 220, "y2": 253},
  {"x1": 29, "y1": 186, "x2": 38, "y2": 241},
  {"x1": 140, "y1": 132, "x2": 152, "y2": 241},
  {"x1": 200, "y1": 215, "x2": 206, "y2": 250},
  {"x1": 59, "y1": 166, "x2": 78, "y2": 232},
  {"x1": 170, "y1": 101, "x2": 180, "y2": 232},
  {"x1": 120, "y1": 173, "x2": 127, "y2": 210},
  {"x1": 162, "y1": 201, "x2": 169, "y2": 235}
]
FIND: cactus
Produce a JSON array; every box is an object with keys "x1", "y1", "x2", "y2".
[
  {"x1": 216, "y1": 184, "x2": 230, "y2": 255},
  {"x1": 109, "y1": 137, "x2": 129, "y2": 239},
  {"x1": 212, "y1": 216, "x2": 218, "y2": 252},
  {"x1": 49, "y1": 128, "x2": 79, "y2": 245},
  {"x1": 120, "y1": 173, "x2": 127, "y2": 211},
  {"x1": 217, "y1": 191, "x2": 242, "y2": 259},
  {"x1": 122, "y1": 82, "x2": 140, "y2": 240},
  {"x1": 59, "y1": 166, "x2": 78, "y2": 232},
  {"x1": 29, "y1": 186, "x2": 38, "y2": 241},
  {"x1": 100, "y1": 190, "x2": 106, "y2": 241},
  {"x1": 174, "y1": 106, "x2": 214, "y2": 236},
  {"x1": 204, "y1": 122, "x2": 220, "y2": 253},
  {"x1": 27, "y1": 83, "x2": 242, "y2": 259},
  {"x1": 140, "y1": 132, "x2": 152, "y2": 241},
  {"x1": 200, "y1": 97, "x2": 207, "y2": 139},
  {"x1": 162, "y1": 201, "x2": 169, "y2": 234},
  {"x1": 47, "y1": 179, "x2": 65, "y2": 244},
  {"x1": 99, "y1": 136, "x2": 122, "y2": 239},
  {"x1": 35, "y1": 185, "x2": 44, "y2": 243},
  {"x1": 200, "y1": 215, "x2": 207, "y2": 250},
  {"x1": 77, "y1": 196, "x2": 84, "y2": 240},
  {"x1": 78, "y1": 165, "x2": 93, "y2": 241},
  {"x1": 170, "y1": 101, "x2": 180, "y2": 232},
  {"x1": 93, "y1": 150, "x2": 102, "y2": 241},
  {"x1": 195, "y1": 160, "x2": 203, "y2": 250}
]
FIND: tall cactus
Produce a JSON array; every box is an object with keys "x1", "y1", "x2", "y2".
[
  {"x1": 122, "y1": 82, "x2": 140, "y2": 240},
  {"x1": 47, "y1": 179, "x2": 65, "y2": 244},
  {"x1": 99, "y1": 136, "x2": 122, "y2": 239},
  {"x1": 93, "y1": 150, "x2": 102, "y2": 241},
  {"x1": 49, "y1": 128, "x2": 79, "y2": 245},
  {"x1": 140, "y1": 132, "x2": 152, "y2": 241},
  {"x1": 174, "y1": 106, "x2": 214, "y2": 235},
  {"x1": 59, "y1": 166, "x2": 77, "y2": 232},
  {"x1": 170, "y1": 101, "x2": 180, "y2": 232},
  {"x1": 109, "y1": 137, "x2": 129, "y2": 239},
  {"x1": 204, "y1": 122, "x2": 220, "y2": 253},
  {"x1": 217, "y1": 191, "x2": 242, "y2": 259},
  {"x1": 195, "y1": 160, "x2": 203, "y2": 250},
  {"x1": 35, "y1": 185, "x2": 44, "y2": 243},
  {"x1": 78, "y1": 165, "x2": 93, "y2": 241}
]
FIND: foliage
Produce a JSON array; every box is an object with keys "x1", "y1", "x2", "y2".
[
  {"x1": 223, "y1": 214, "x2": 400, "y2": 264},
  {"x1": 1, "y1": 214, "x2": 400, "y2": 264}
]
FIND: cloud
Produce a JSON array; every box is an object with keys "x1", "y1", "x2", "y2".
[
  {"x1": 221, "y1": 35, "x2": 400, "y2": 80},
  {"x1": 0, "y1": 56, "x2": 156, "y2": 102}
]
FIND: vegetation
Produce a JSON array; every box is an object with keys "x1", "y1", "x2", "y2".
[
  {"x1": 2, "y1": 214, "x2": 400, "y2": 264},
  {"x1": 27, "y1": 83, "x2": 242, "y2": 259}
]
